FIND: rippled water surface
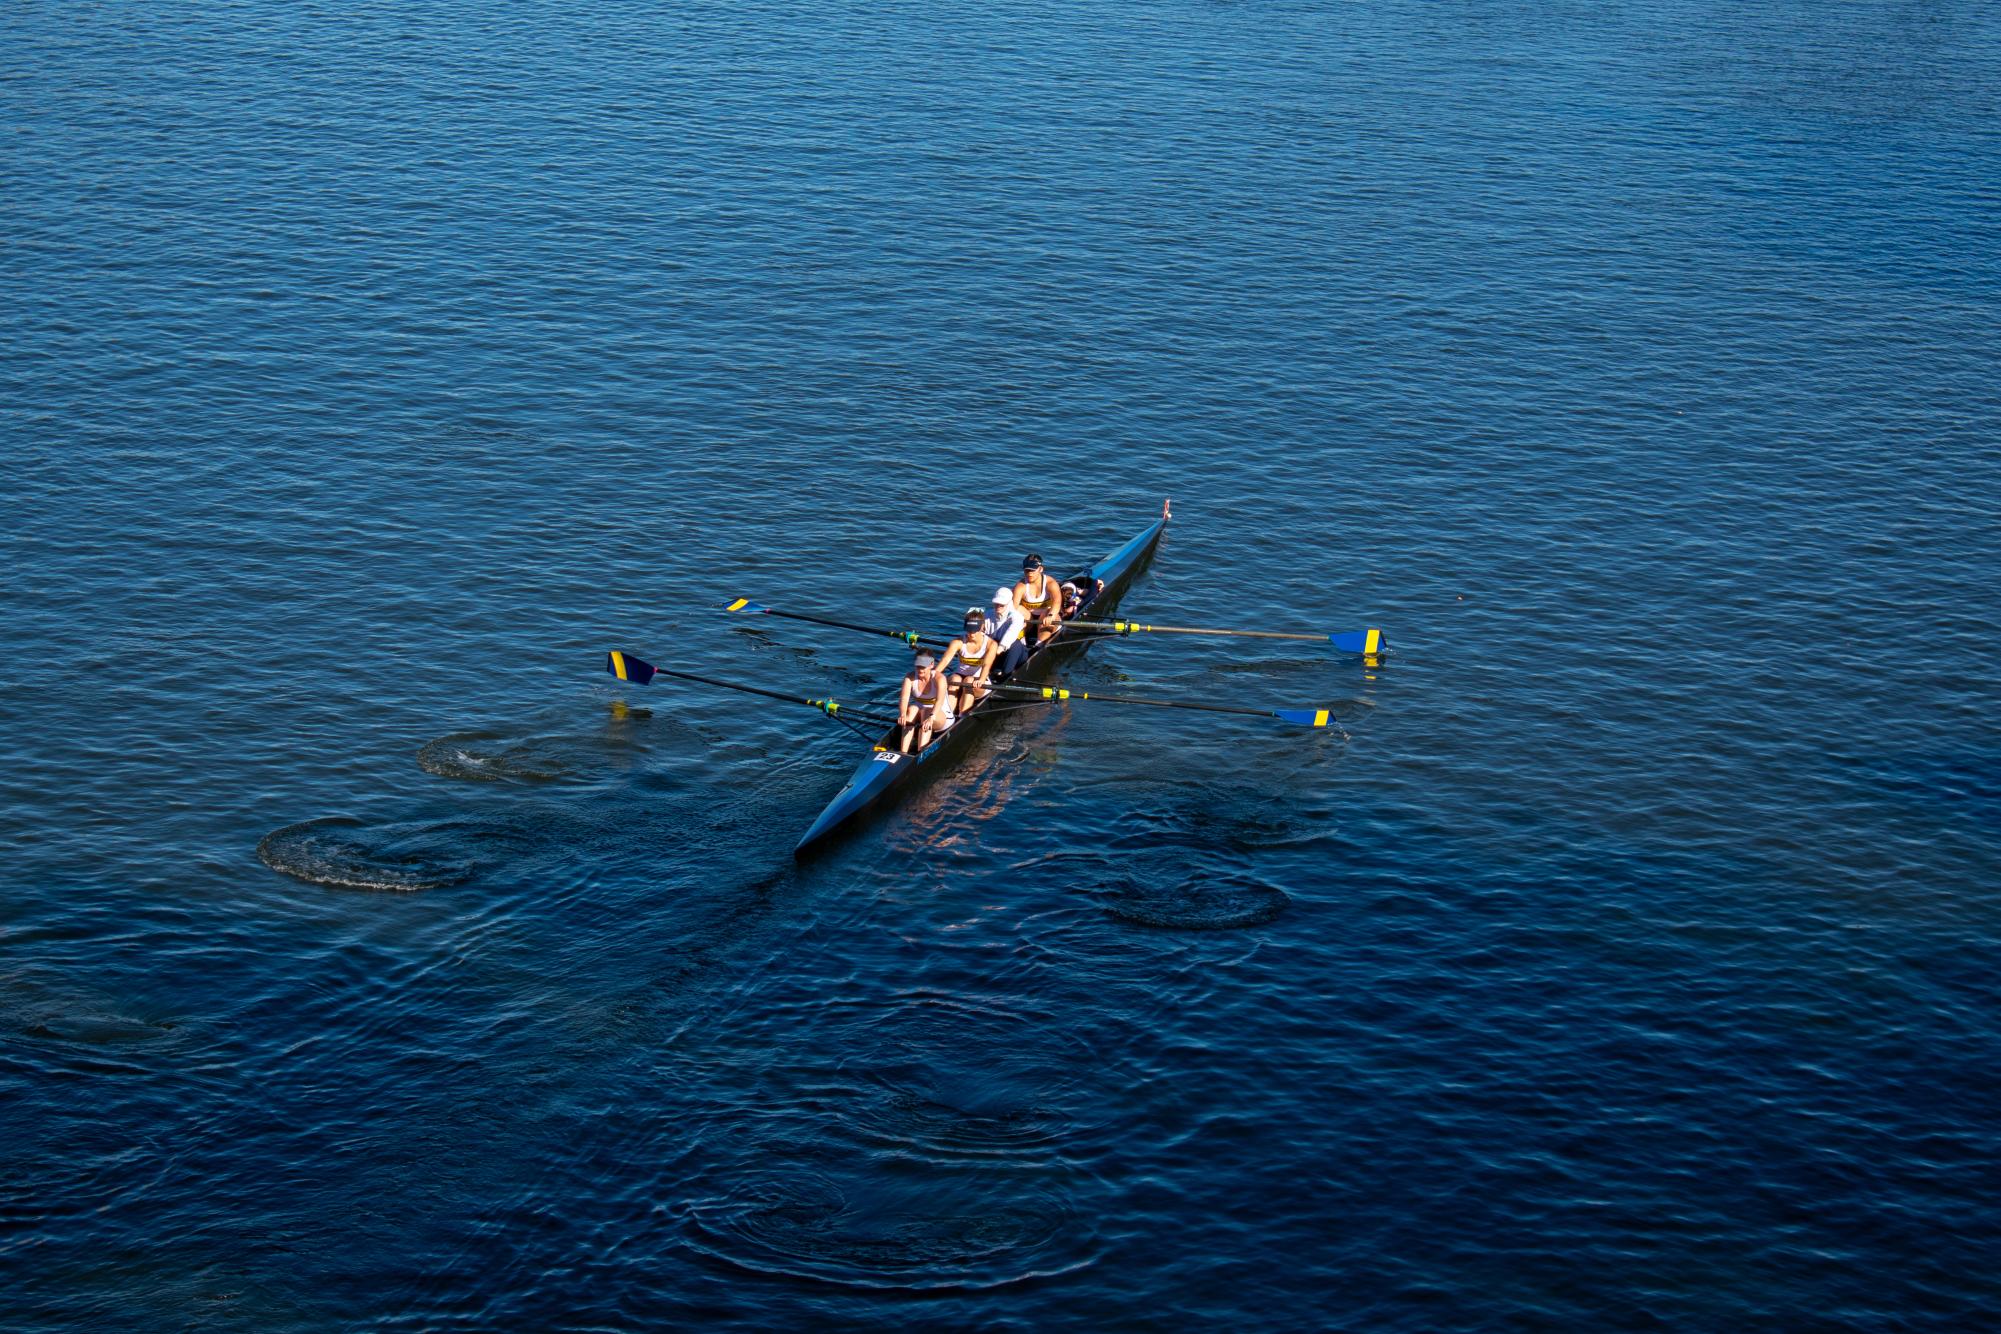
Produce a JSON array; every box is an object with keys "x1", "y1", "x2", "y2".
[{"x1": 5, "y1": 0, "x2": 1999, "y2": 1327}]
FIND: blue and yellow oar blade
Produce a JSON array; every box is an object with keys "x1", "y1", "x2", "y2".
[
  {"x1": 1272, "y1": 707, "x2": 1337, "y2": 728},
  {"x1": 605, "y1": 650, "x2": 657, "y2": 685},
  {"x1": 1329, "y1": 629, "x2": 1385, "y2": 655},
  {"x1": 723, "y1": 598, "x2": 766, "y2": 614}
]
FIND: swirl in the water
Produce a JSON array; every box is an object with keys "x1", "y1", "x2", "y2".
[
  {"x1": 2, "y1": 969, "x2": 184, "y2": 1048},
  {"x1": 787, "y1": 992, "x2": 1117, "y2": 1163},
  {"x1": 1105, "y1": 781, "x2": 1329, "y2": 853},
  {"x1": 843, "y1": 1070, "x2": 1072, "y2": 1162},
  {"x1": 416, "y1": 731, "x2": 575, "y2": 783},
  {"x1": 681, "y1": 1168, "x2": 1085, "y2": 1291},
  {"x1": 255, "y1": 816, "x2": 515, "y2": 891},
  {"x1": 1099, "y1": 871, "x2": 1290, "y2": 930}
]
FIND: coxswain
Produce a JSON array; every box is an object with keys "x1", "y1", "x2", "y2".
[
  {"x1": 896, "y1": 652, "x2": 955, "y2": 754},
  {"x1": 986, "y1": 586, "x2": 1029, "y2": 680},
  {"x1": 938, "y1": 606, "x2": 996, "y2": 715},
  {"x1": 1014, "y1": 554, "x2": 1064, "y2": 646}
]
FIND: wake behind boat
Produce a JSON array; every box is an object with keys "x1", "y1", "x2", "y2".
[{"x1": 605, "y1": 504, "x2": 1385, "y2": 856}]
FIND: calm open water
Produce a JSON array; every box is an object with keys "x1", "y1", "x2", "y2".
[{"x1": 5, "y1": 1, "x2": 1999, "y2": 1327}]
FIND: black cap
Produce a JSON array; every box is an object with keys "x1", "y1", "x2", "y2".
[{"x1": 1022, "y1": 553, "x2": 1043, "y2": 570}]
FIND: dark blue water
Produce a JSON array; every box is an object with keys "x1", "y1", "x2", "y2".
[{"x1": 6, "y1": 1, "x2": 1999, "y2": 1326}]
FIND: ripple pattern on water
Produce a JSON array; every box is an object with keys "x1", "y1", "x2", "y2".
[
  {"x1": 416, "y1": 731, "x2": 578, "y2": 783},
  {"x1": 1099, "y1": 871, "x2": 1291, "y2": 931},
  {"x1": 681, "y1": 1169, "x2": 1088, "y2": 1292},
  {"x1": 254, "y1": 816, "x2": 523, "y2": 892}
]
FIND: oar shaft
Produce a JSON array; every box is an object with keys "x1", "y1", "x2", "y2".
[
  {"x1": 1068, "y1": 619, "x2": 1323, "y2": 643},
  {"x1": 646, "y1": 665, "x2": 893, "y2": 727},
  {"x1": 990, "y1": 683, "x2": 1277, "y2": 720},
  {"x1": 735, "y1": 603, "x2": 948, "y2": 649}
]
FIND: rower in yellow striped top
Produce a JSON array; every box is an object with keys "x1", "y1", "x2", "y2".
[
  {"x1": 937, "y1": 607, "x2": 997, "y2": 716},
  {"x1": 896, "y1": 651, "x2": 956, "y2": 754},
  {"x1": 1013, "y1": 554, "x2": 1064, "y2": 647}
]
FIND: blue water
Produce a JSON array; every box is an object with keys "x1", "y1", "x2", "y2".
[{"x1": 5, "y1": 1, "x2": 2000, "y2": 1326}]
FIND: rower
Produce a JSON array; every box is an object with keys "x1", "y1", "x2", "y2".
[
  {"x1": 896, "y1": 651, "x2": 955, "y2": 754},
  {"x1": 985, "y1": 586, "x2": 1028, "y2": 680},
  {"x1": 938, "y1": 606, "x2": 996, "y2": 715},
  {"x1": 1014, "y1": 554, "x2": 1063, "y2": 647}
]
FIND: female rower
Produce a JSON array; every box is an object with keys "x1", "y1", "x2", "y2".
[
  {"x1": 1015, "y1": 554, "x2": 1064, "y2": 646},
  {"x1": 938, "y1": 607, "x2": 996, "y2": 715},
  {"x1": 896, "y1": 652, "x2": 955, "y2": 754}
]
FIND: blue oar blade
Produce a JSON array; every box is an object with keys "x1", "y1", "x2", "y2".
[
  {"x1": 1272, "y1": 707, "x2": 1338, "y2": 727},
  {"x1": 1329, "y1": 628, "x2": 1386, "y2": 655},
  {"x1": 723, "y1": 598, "x2": 766, "y2": 614},
  {"x1": 606, "y1": 651, "x2": 657, "y2": 685}
]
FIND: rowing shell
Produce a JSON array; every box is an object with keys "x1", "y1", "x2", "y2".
[{"x1": 793, "y1": 514, "x2": 1168, "y2": 855}]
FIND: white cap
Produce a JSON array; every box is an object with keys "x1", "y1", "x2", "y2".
[{"x1": 992, "y1": 586, "x2": 1014, "y2": 606}]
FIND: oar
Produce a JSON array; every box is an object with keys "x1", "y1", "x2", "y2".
[
  {"x1": 606, "y1": 652, "x2": 895, "y2": 727},
  {"x1": 1067, "y1": 619, "x2": 1385, "y2": 656},
  {"x1": 723, "y1": 599, "x2": 949, "y2": 650},
  {"x1": 988, "y1": 682, "x2": 1344, "y2": 728}
]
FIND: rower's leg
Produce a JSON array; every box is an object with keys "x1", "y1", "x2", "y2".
[{"x1": 994, "y1": 641, "x2": 1026, "y2": 681}]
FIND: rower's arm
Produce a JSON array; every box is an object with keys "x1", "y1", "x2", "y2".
[{"x1": 937, "y1": 638, "x2": 964, "y2": 672}]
